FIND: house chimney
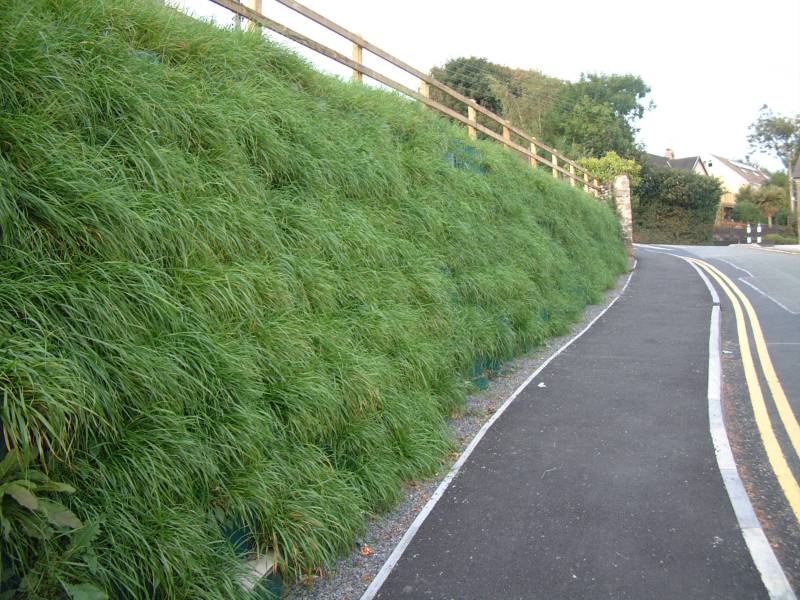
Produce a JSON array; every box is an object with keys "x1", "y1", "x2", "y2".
[{"x1": 665, "y1": 148, "x2": 675, "y2": 160}]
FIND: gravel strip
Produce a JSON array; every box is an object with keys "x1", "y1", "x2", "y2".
[{"x1": 285, "y1": 268, "x2": 633, "y2": 600}]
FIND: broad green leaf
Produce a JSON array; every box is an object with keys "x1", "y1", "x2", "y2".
[
  {"x1": 38, "y1": 481, "x2": 77, "y2": 494},
  {"x1": 6, "y1": 483, "x2": 38, "y2": 511},
  {"x1": 12, "y1": 509, "x2": 53, "y2": 540},
  {"x1": 0, "y1": 451, "x2": 21, "y2": 480},
  {"x1": 61, "y1": 582, "x2": 108, "y2": 600},
  {"x1": 24, "y1": 471, "x2": 50, "y2": 483},
  {"x1": 38, "y1": 499, "x2": 82, "y2": 529},
  {"x1": 69, "y1": 521, "x2": 101, "y2": 553},
  {"x1": 84, "y1": 552, "x2": 100, "y2": 575}
]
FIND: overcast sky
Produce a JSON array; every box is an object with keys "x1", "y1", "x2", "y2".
[{"x1": 173, "y1": 0, "x2": 799, "y2": 172}]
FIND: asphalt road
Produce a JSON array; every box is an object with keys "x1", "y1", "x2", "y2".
[
  {"x1": 645, "y1": 244, "x2": 800, "y2": 589},
  {"x1": 369, "y1": 249, "x2": 771, "y2": 599}
]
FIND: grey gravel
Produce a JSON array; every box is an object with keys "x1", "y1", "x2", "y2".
[{"x1": 284, "y1": 268, "x2": 633, "y2": 600}]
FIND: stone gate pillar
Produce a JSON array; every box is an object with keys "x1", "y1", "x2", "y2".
[{"x1": 613, "y1": 174, "x2": 633, "y2": 248}]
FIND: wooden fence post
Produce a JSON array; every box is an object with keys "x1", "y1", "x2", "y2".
[
  {"x1": 569, "y1": 164, "x2": 576, "y2": 187},
  {"x1": 247, "y1": 0, "x2": 262, "y2": 31},
  {"x1": 419, "y1": 80, "x2": 430, "y2": 99},
  {"x1": 594, "y1": 178, "x2": 600, "y2": 198},
  {"x1": 502, "y1": 121, "x2": 511, "y2": 148},
  {"x1": 529, "y1": 142, "x2": 538, "y2": 168},
  {"x1": 351, "y1": 40, "x2": 363, "y2": 81},
  {"x1": 467, "y1": 103, "x2": 477, "y2": 140},
  {"x1": 583, "y1": 172, "x2": 589, "y2": 193},
  {"x1": 552, "y1": 155, "x2": 558, "y2": 179}
]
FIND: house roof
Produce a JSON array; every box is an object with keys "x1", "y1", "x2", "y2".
[
  {"x1": 670, "y1": 156, "x2": 706, "y2": 173},
  {"x1": 644, "y1": 153, "x2": 707, "y2": 175},
  {"x1": 712, "y1": 155, "x2": 769, "y2": 186},
  {"x1": 644, "y1": 153, "x2": 670, "y2": 168}
]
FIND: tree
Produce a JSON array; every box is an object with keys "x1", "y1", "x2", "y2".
[
  {"x1": 430, "y1": 57, "x2": 508, "y2": 115},
  {"x1": 752, "y1": 185, "x2": 788, "y2": 227},
  {"x1": 747, "y1": 105, "x2": 800, "y2": 234},
  {"x1": 428, "y1": 61, "x2": 651, "y2": 162},
  {"x1": 735, "y1": 184, "x2": 758, "y2": 205},
  {"x1": 748, "y1": 106, "x2": 800, "y2": 171},
  {"x1": 542, "y1": 74, "x2": 652, "y2": 159},
  {"x1": 490, "y1": 68, "x2": 565, "y2": 139},
  {"x1": 765, "y1": 170, "x2": 789, "y2": 190}
]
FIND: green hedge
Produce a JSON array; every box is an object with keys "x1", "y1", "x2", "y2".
[
  {"x1": 0, "y1": 0, "x2": 626, "y2": 597},
  {"x1": 633, "y1": 165, "x2": 722, "y2": 244}
]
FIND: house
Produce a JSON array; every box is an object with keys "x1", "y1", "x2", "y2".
[
  {"x1": 793, "y1": 156, "x2": 800, "y2": 214},
  {"x1": 701, "y1": 155, "x2": 769, "y2": 221},
  {"x1": 644, "y1": 149, "x2": 708, "y2": 175},
  {"x1": 645, "y1": 149, "x2": 770, "y2": 222}
]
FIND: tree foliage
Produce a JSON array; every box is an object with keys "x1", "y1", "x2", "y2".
[
  {"x1": 633, "y1": 165, "x2": 723, "y2": 243},
  {"x1": 430, "y1": 56, "x2": 510, "y2": 115},
  {"x1": 735, "y1": 183, "x2": 758, "y2": 205},
  {"x1": 734, "y1": 182, "x2": 791, "y2": 225},
  {"x1": 542, "y1": 74, "x2": 651, "y2": 159},
  {"x1": 752, "y1": 185, "x2": 789, "y2": 226},
  {"x1": 429, "y1": 59, "x2": 651, "y2": 160},
  {"x1": 490, "y1": 68, "x2": 565, "y2": 138},
  {"x1": 765, "y1": 170, "x2": 789, "y2": 189},
  {"x1": 747, "y1": 105, "x2": 800, "y2": 169}
]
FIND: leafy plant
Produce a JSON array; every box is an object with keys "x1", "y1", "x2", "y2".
[
  {"x1": 731, "y1": 200, "x2": 766, "y2": 224},
  {"x1": 578, "y1": 151, "x2": 641, "y2": 187},
  {"x1": 0, "y1": 451, "x2": 106, "y2": 599},
  {"x1": 0, "y1": 450, "x2": 80, "y2": 543},
  {"x1": 764, "y1": 232, "x2": 797, "y2": 244}
]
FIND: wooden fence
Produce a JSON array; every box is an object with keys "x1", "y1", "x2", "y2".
[{"x1": 208, "y1": 0, "x2": 603, "y2": 196}]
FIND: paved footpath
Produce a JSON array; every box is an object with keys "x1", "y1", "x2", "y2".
[{"x1": 374, "y1": 250, "x2": 766, "y2": 599}]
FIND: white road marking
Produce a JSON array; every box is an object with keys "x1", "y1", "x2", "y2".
[
  {"x1": 719, "y1": 258, "x2": 754, "y2": 277},
  {"x1": 738, "y1": 278, "x2": 799, "y2": 315}
]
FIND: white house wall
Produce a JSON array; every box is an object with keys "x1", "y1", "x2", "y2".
[{"x1": 701, "y1": 154, "x2": 749, "y2": 195}]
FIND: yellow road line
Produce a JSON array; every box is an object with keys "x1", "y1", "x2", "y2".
[
  {"x1": 690, "y1": 259, "x2": 800, "y2": 522},
  {"x1": 751, "y1": 246, "x2": 800, "y2": 256},
  {"x1": 697, "y1": 260, "x2": 800, "y2": 460}
]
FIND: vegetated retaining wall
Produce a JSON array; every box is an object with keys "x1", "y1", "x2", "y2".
[{"x1": 0, "y1": 0, "x2": 626, "y2": 596}]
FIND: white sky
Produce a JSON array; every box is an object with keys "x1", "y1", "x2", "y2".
[{"x1": 173, "y1": 0, "x2": 799, "y2": 172}]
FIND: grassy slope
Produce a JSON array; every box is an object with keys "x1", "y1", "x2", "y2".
[{"x1": 0, "y1": 0, "x2": 626, "y2": 596}]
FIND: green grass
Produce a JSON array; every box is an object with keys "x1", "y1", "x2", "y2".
[{"x1": 0, "y1": 0, "x2": 626, "y2": 596}]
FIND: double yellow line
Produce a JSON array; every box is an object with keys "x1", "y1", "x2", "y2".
[{"x1": 689, "y1": 258, "x2": 800, "y2": 523}]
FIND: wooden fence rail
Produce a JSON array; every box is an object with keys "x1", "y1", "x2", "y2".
[{"x1": 212, "y1": 0, "x2": 602, "y2": 195}]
